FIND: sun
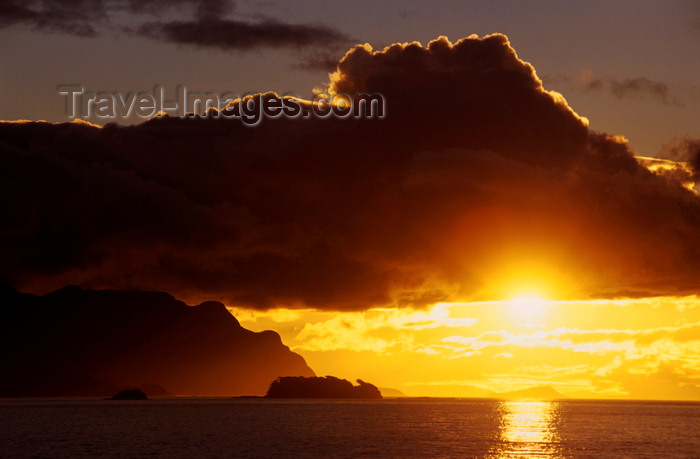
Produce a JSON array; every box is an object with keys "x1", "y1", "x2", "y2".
[{"x1": 507, "y1": 293, "x2": 550, "y2": 325}]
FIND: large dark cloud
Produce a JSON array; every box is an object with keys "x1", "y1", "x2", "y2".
[
  {"x1": 2, "y1": 34, "x2": 700, "y2": 309},
  {"x1": 1, "y1": 0, "x2": 351, "y2": 52}
]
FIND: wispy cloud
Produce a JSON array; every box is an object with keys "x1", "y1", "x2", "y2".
[
  {"x1": 545, "y1": 69, "x2": 682, "y2": 105},
  {"x1": 136, "y1": 18, "x2": 352, "y2": 51},
  {"x1": 607, "y1": 77, "x2": 671, "y2": 102},
  {"x1": 1, "y1": 0, "x2": 352, "y2": 52},
  {"x1": 0, "y1": 0, "x2": 106, "y2": 36},
  {"x1": 657, "y1": 137, "x2": 700, "y2": 183}
]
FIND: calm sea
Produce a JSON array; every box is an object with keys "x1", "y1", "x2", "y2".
[{"x1": 1, "y1": 398, "x2": 699, "y2": 458}]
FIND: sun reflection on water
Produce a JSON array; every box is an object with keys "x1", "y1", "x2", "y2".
[{"x1": 489, "y1": 400, "x2": 564, "y2": 458}]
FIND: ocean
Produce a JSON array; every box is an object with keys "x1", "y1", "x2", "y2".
[{"x1": 1, "y1": 398, "x2": 698, "y2": 458}]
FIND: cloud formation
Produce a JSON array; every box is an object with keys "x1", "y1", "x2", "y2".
[
  {"x1": 546, "y1": 70, "x2": 679, "y2": 105},
  {"x1": 659, "y1": 137, "x2": 700, "y2": 182},
  {"x1": 2, "y1": 34, "x2": 700, "y2": 310},
  {"x1": 131, "y1": 0, "x2": 352, "y2": 52},
  {"x1": 1, "y1": 0, "x2": 351, "y2": 52},
  {"x1": 608, "y1": 77, "x2": 672, "y2": 103},
  {"x1": 0, "y1": 0, "x2": 106, "y2": 36},
  {"x1": 136, "y1": 17, "x2": 351, "y2": 51}
]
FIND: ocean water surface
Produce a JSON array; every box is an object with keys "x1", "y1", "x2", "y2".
[{"x1": 1, "y1": 398, "x2": 699, "y2": 458}]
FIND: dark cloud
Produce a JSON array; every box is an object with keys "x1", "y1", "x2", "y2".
[
  {"x1": 129, "y1": 0, "x2": 353, "y2": 51},
  {"x1": 0, "y1": 0, "x2": 106, "y2": 36},
  {"x1": 1, "y1": 0, "x2": 350, "y2": 52},
  {"x1": 2, "y1": 34, "x2": 700, "y2": 310},
  {"x1": 122, "y1": 0, "x2": 234, "y2": 17},
  {"x1": 136, "y1": 18, "x2": 352, "y2": 51}
]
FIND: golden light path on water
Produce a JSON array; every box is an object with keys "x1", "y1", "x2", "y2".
[{"x1": 490, "y1": 401, "x2": 564, "y2": 458}]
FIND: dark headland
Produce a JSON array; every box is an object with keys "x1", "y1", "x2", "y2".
[{"x1": 0, "y1": 283, "x2": 314, "y2": 397}]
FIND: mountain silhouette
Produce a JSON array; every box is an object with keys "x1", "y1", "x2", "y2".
[{"x1": 0, "y1": 283, "x2": 314, "y2": 396}]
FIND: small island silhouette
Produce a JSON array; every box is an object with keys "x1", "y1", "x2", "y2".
[
  {"x1": 265, "y1": 376, "x2": 383, "y2": 399},
  {"x1": 107, "y1": 389, "x2": 148, "y2": 400}
]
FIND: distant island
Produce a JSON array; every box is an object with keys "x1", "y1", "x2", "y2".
[
  {"x1": 379, "y1": 387, "x2": 407, "y2": 397},
  {"x1": 265, "y1": 376, "x2": 383, "y2": 399},
  {"x1": 107, "y1": 389, "x2": 148, "y2": 400}
]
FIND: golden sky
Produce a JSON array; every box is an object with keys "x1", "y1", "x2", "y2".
[{"x1": 231, "y1": 293, "x2": 700, "y2": 400}]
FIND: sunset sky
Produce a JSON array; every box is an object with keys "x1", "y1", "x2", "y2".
[{"x1": 2, "y1": 0, "x2": 700, "y2": 400}]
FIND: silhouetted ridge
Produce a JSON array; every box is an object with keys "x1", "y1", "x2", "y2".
[
  {"x1": 0, "y1": 286, "x2": 314, "y2": 396},
  {"x1": 265, "y1": 376, "x2": 383, "y2": 399}
]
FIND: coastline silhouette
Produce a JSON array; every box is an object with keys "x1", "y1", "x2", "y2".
[{"x1": 1, "y1": 283, "x2": 314, "y2": 397}]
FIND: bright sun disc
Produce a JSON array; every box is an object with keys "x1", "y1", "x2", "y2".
[{"x1": 507, "y1": 294, "x2": 550, "y2": 324}]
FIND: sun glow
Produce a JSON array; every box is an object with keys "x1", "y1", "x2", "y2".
[{"x1": 507, "y1": 293, "x2": 550, "y2": 324}]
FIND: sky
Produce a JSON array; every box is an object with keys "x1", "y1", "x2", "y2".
[{"x1": 2, "y1": 0, "x2": 700, "y2": 400}]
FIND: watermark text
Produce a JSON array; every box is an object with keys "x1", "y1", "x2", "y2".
[{"x1": 57, "y1": 85, "x2": 385, "y2": 126}]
